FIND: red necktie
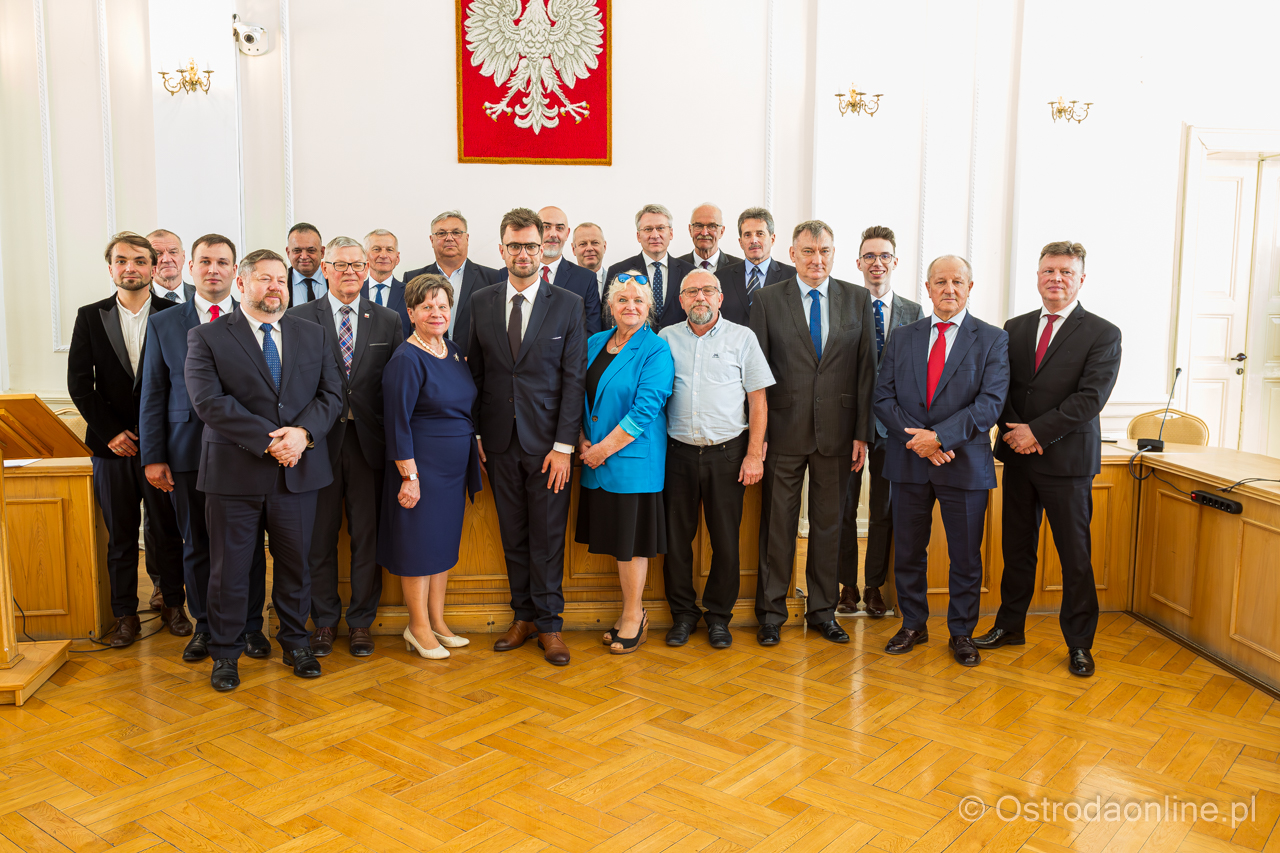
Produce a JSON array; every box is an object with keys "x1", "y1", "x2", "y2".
[
  {"x1": 209, "y1": 304, "x2": 221, "y2": 320},
  {"x1": 541, "y1": 265, "x2": 551, "y2": 283},
  {"x1": 1034, "y1": 314, "x2": 1060, "y2": 371},
  {"x1": 926, "y1": 322, "x2": 953, "y2": 410}
]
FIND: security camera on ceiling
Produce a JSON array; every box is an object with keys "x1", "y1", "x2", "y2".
[{"x1": 232, "y1": 14, "x2": 269, "y2": 56}]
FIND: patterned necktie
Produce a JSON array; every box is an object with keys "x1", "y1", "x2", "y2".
[
  {"x1": 209, "y1": 304, "x2": 221, "y2": 320},
  {"x1": 508, "y1": 293, "x2": 524, "y2": 360},
  {"x1": 1035, "y1": 314, "x2": 1061, "y2": 371},
  {"x1": 261, "y1": 323, "x2": 281, "y2": 389},
  {"x1": 652, "y1": 263, "x2": 664, "y2": 318},
  {"x1": 374, "y1": 284, "x2": 385, "y2": 306},
  {"x1": 338, "y1": 306, "x2": 354, "y2": 377},
  {"x1": 747, "y1": 265, "x2": 762, "y2": 302},
  {"x1": 926, "y1": 322, "x2": 954, "y2": 410},
  {"x1": 164, "y1": 291, "x2": 179, "y2": 303},
  {"x1": 541, "y1": 265, "x2": 551, "y2": 284},
  {"x1": 808, "y1": 290, "x2": 823, "y2": 361},
  {"x1": 873, "y1": 299, "x2": 886, "y2": 357}
]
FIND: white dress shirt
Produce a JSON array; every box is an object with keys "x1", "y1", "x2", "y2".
[
  {"x1": 927, "y1": 307, "x2": 968, "y2": 361},
  {"x1": 322, "y1": 291, "x2": 360, "y2": 347},
  {"x1": 795, "y1": 278, "x2": 831, "y2": 350},
  {"x1": 870, "y1": 287, "x2": 894, "y2": 333},
  {"x1": 540, "y1": 255, "x2": 565, "y2": 285},
  {"x1": 117, "y1": 298, "x2": 149, "y2": 374},
  {"x1": 691, "y1": 249, "x2": 722, "y2": 272},
  {"x1": 498, "y1": 280, "x2": 573, "y2": 455},
  {"x1": 443, "y1": 261, "x2": 468, "y2": 339},
  {"x1": 365, "y1": 275, "x2": 393, "y2": 308},
  {"x1": 595, "y1": 267, "x2": 606, "y2": 299},
  {"x1": 241, "y1": 306, "x2": 284, "y2": 369},
  {"x1": 192, "y1": 292, "x2": 234, "y2": 323},
  {"x1": 1037, "y1": 299, "x2": 1078, "y2": 347},
  {"x1": 645, "y1": 254, "x2": 670, "y2": 289},
  {"x1": 152, "y1": 281, "x2": 186, "y2": 303}
]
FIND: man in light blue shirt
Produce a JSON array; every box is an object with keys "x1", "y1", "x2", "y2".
[{"x1": 285, "y1": 222, "x2": 325, "y2": 306}]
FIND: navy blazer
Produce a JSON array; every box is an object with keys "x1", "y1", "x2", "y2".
[
  {"x1": 715, "y1": 257, "x2": 796, "y2": 326},
  {"x1": 360, "y1": 276, "x2": 410, "y2": 338},
  {"x1": 185, "y1": 310, "x2": 344, "y2": 495},
  {"x1": 549, "y1": 258, "x2": 603, "y2": 335},
  {"x1": 139, "y1": 299, "x2": 216, "y2": 472},
  {"x1": 604, "y1": 252, "x2": 696, "y2": 331},
  {"x1": 874, "y1": 312, "x2": 1010, "y2": 490},
  {"x1": 870, "y1": 291, "x2": 926, "y2": 438},
  {"x1": 400, "y1": 259, "x2": 503, "y2": 358}
]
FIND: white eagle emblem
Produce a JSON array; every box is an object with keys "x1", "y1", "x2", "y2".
[{"x1": 464, "y1": 0, "x2": 604, "y2": 135}]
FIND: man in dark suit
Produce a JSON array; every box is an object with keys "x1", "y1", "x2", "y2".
[
  {"x1": 469, "y1": 208, "x2": 587, "y2": 666},
  {"x1": 360, "y1": 228, "x2": 410, "y2": 337},
  {"x1": 571, "y1": 221, "x2": 608, "y2": 303},
  {"x1": 975, "y1": 241, "x2": 1121, "y2": 678},
  {"x1": 837, "y1": 226, "x2": 924, "y2": 618},
  {"x1": 605, "y1": 203, "x2": 695, "y2": 331},
  {"x1": 401, "y1": 210, "x2": 504, "y2": 357},
  {"x1": 874, "y1": 255, "x2": 1010, "y2": 667},
  {"x1": 537, "y1": 206, "x2": 602, "y2": 334},
  {"x1": 140, "y1": 233, "x2": 269, "y2": 663},
  {"x1": 749, "y1": 220, "x2": 876, "y2": 647},
  {"x1": 186, "y1": 248, "x2": 343, "y2": 691},
  {"x1": 285, "y1": 222, "x2": 326, "y2": 306},
  {"x1": 148, "y1": 229, "x2": 195, "y2": 304},
  {"x1": 290, "y1": 236, "x2": 404, "y2": 658},
  {"x1": 714, "y1": 207, "x2": 796, "y2": 326},
  {"x1": 677, "y1": 203, "x2": 743, "y2": 273},
  {"x1": 68, "y1": 231, "x2": 186, "y2": 647}
]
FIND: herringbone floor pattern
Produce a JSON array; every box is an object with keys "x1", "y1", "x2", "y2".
[{"x1": 3, "y1": 610, "x2": 1279, "y2": 852}]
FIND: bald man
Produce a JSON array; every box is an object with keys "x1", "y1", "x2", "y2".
[
  {"x1": 537, "y1": 206, "x2": 602, "y2": 334},
  {"x1": 677, "y1": 203, "x2": 743, "y2": 273}
]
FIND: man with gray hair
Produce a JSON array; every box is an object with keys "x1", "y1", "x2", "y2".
[
  {"x1": 288, "y1": 236, "x2": 404, "y2": 657},
  {"x1": 401, "y1": 210, "x2": 503, "y2": 357},
  {"x1": 605, "y1": 203, "x2": 696, "y2": 331},
  {"x1": 148, "y1": 229, "x2": 194, "y2": 303},
  {"x1": 715, "y1": 207, "x2": 795, "y2": 326},
  {"x1": 360, "y1": 229, "x2": 410, "y2": 337},
  {"x1": 677, "y1": 203, "x2": 742, "y2": 273}
]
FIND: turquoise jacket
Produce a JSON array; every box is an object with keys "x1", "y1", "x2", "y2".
[{"x1": 580, "y1": 326, "x2": 675, "y2": 494}]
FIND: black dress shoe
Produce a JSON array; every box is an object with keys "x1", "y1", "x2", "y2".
[
  {"x1": 283, "y1": 647, "x2": 322, "y2": 678},
  {"x1": 210, "y1": 659, "x2": 240, "y2": 692},
  {"x1": 706, "y1": 623, "x2": 732, "y2": 649},
  {"x1": 183, "y1": 632, "x2": 211, "y2": 662},
  {"x1": 863, "y1": 587, "x2": 887, "y2": 619},
  {"x1": 973, "y1": 627, "x2": 1025, "y2": 649},
  {"x1": 1068, "y1": 647, "x2": 1095, "y2": 677},
  {"x1": 348, "y1": 627, "x2": 375, "y2": 657},
  {"x1": 243, "y1": 630, "x2": 271, "y2": 659},
  {"x1": 757, "y1": 623, "x2": 781, "y2": 646},
  {"x1": 809, "y1": 620, "x2": 849, "y2": 643},
  {"x1": 885, "y1": 627, "x2": 928, "y2": 654},
  {"x1": 949, "y1": 636, "x2": 982, "y2": 667},
  {"x1": 666, "y1": 621, "x2": 696, "y2": 647}
]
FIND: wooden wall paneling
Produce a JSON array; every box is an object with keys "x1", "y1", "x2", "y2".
[
  {"x1": 1230, "y1": 518, "x2": 1280, "y2": 664},
  {"x1": 1147, "y1": 488, "x2": 1201, "y2": 617}
]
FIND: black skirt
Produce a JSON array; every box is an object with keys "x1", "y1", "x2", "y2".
[{"x1": 575, "y1": 486, "x2": 667, "y2": 561}]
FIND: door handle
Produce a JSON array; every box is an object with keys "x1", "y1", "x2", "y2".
[{"x1": 1230, "y1": 353, "x2": 1247, "y2": 362}]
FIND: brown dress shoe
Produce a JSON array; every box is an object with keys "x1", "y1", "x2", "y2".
[
  {"x1": 104, "y1": 615, "x2": 142, "y2": 648},
  {"x1": 163, "y1": 606, "x2": 193, "y2": 636},
  {"x1": 148, "y1": 587, "x2": 164, "y2": 611},
  {"x1": 884, "y1": 626, "x2": 928, "y2": 655},
  {"x1": 836, "y1": 585, "x2": 859, "y2": 614},
  {"x1": 493, "y1": 620, "x2": 538, "y2": 652},
  {"x1": 537, "y1": 632, "x2": 571, "y2": 666},
  {"x1": 310, "y1": 626, "x2": 335, "y2": 657},
  {"x1": 864, "y1": 587, "x2": 887, "y2": 619},
  {"x1": 348, "y1": 627, "x2": 374, "y2": 657}
]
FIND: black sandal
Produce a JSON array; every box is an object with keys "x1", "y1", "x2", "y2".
[
  {"x1": 602, "y1": 625, "x2": 619, "y2": 645},
  {"x1": 609, "y1": 612, "x2": 648, "y2": 655}
]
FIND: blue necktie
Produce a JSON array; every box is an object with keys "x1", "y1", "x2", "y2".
[
  {"x1": 747, "y1": 265, "x2": 762, "y2": 302},
  {"x1": 873, "y1": 299, "x2": 886, "y2": 357},
  {"x1": 261, "y1": 323, "x2": 281, "y2": 389},
  {"x1": 652, "y1": 262, "x2": 664, "y2": 319},
  {"x1": 808, "y1": 290, "x2": 822, "y2": 361},
  {"x1": 375, "y1": 284, "x2": 385, "y2": 306}
]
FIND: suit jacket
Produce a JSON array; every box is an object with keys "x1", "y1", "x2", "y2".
[
  {"x1": 869, "y1": 291, "x2": 926, "y2": 438},
  {"x1": 548, "y1": 258, "x2": 603, "y2": 335},
  {"x1": 995, "y1": 304, "x2": 1121, "y2": 477},
  {"x1": 874, "y1": 313, "x2": 1010, "y2": 490},
  {"x1": 68, "y1": 294, "x2": 178, "y2": 458},
  {"x1": 185, "y1": 310, "x2": 344, "y2": 495},
  {"x1": 467, "y1": 280, "x2": 587, "y2": 456},
  {"x1": 287, "y1": 295, "x2": 406, "y2": 471},
  {"x1": 360, "y1": 276, "x2": 410, "y2": 338},
  {"x1": 139, "y1": 299, "x2": 217, "y2": 472},
  {"x1": 677, "y1": 250, "x2": 743, "y2": 271},
  {"x1": 715, "y1": 257, "x2": 797, "y2": 326},
  {"x1": 400, "y1": 259, "x2": 503, "y2": 358},
  {"x1": 748, "y1": 277, "x2": 876, "y2": 457},
  {"x1": 181, "y1": 282, "x2": 195, "y2": 301},
  {"x1": 580, "y1": 327, "x2": 675, "y2": 494},
  {"x1": 605, "y1": 252, "x2": 696, "y2": 331}
]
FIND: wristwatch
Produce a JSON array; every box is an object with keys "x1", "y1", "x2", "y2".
[{"x1": 402, "y1": 472, "x2": 419, "y2": 482}]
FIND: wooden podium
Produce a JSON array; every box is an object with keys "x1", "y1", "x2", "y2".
[{"x1": 0, "y1": 394, "x2": 91, "y2": 704}]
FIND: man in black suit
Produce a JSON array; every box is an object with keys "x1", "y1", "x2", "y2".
[
  {"x1": 975, "y1": 241, "x2": 1121, "y2": 678},
  {"x1": 290, "y1": 236, "x2": 404, "y2": 658},
  {"x1": 68, "y1": 231, "x2": 186, "y2": 647},
  {"x1": 537, "y1": 206, "x2": 602, "y2": 334},
  {"x1": 186, "y1": 248, "x2": 343, "y2": 691},
  {"x1": 469, "y1": 208, "x2": 587, "y2": 666},
  {"x1": 148, "y1": 229, "x2": 194, "y2": 303},
  {"x1": 285, "y1": 222, "x2": 326, "y2": 306},
  {"x1": 140, "y1": 233, "x2": 270, "y2": 663},
  {"x1": 571, "y1": 221, "x2": 608, "y2": 306},
  {"x1": 677, "y1": 203, "x2": 743, "y2": 273},
  {"x1": 837, "y1": 226, "x2": 924, "y2": 618},
  {"x1": 401, "y1": 210, "x2": 504, "y2": 357},
  {"x1": 714, "y1": 207, "x2": 796, "y2": 326},
  {"x1": 749, "y1": 220, "x2": 876, "y2": 647},
  {"x1": 605, "y1": 204, "x2": 695, "y2": 331},
  {"x1": 360, "y1": 228, "x2": 410, "y2": 337}
]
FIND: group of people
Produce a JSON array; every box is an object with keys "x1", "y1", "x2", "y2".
[{"x1": 68, "y1": 199, "x2": 1121, "y2": 693}]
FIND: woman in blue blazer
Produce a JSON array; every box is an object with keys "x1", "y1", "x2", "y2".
[{"x1": 576, "y1": 272, "x2": 675, "y2": 654}]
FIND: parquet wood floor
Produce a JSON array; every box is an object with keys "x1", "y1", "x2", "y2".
[{"x1": 4, "y1": 607, "x2": 1279, "y2": 852}]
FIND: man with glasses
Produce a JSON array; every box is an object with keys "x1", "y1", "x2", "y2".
[
  {"x1": 606, "y1": 203, "x2": 696, "y2": 331},
  {"x1": 715, "y1": 207, "x2": 795, "y2": 326},
  {"x1": 402, "y1": 211, "x2": 504, "y2": 357},
  {"x1": 286, "y1": 223, "x2": 326, "y2": 306},
  {"x1": 537, "y1": 206, "x2": 602, "y2": 335},
  {"x1": 469, "y1": 208, "x2": 587, "y2": 666},
  {"x1": 360, "y1": 229, "x2": 410, "y2": 337},
  {"x1": 288, "y1": 237, "x2": 404, "y2": 658},
  {"x1": 677, "y1": 203, "x2": 742, "y2": 274},
  {"x1": 659, "y1": 270, "x2": 773, "y2": 649},
  {"x1": 837, "y1": 226, "x2": 924, "y2": 619}
]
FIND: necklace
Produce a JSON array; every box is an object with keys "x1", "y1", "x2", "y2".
[
  {"x1": 414, "y1": 331, "x2": 447, "y2": 358},
  {"x1": 607, "y1": 328, "x2": 636, "y2": 354}
]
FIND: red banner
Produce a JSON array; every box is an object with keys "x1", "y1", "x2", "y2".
[{"x1": 455, "y1": 0, "x2": 611, "y2": 165}]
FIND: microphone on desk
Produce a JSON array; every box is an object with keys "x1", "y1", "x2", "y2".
[{"x1": 1137, "y1": 366, "x2": 1182, "y2": 453}]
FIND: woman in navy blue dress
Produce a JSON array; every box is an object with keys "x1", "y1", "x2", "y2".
[{"x1": 378, "y1": 274, "x2": 481, "y2": 659}]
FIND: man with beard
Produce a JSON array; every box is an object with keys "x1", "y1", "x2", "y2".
[
  {"x1": 677, "y1": 203, "x2": 742, "y2": 273},
  {"x1": 715, "y1": 207, "x2": 795, "y2": 326},
  {"x1": 148, "y1": 229, "x2": 194, "y2": 303},
  {"x1": 536, "y1": 206, "x2": 602, "y2": 334}
]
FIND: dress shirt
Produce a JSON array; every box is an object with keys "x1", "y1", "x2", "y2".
[
  {"x1": 795, "y1": 278, "x2": 831, "y2": 350},
  {"x1": 661, "y1": 316, "x2": 775, "y2": 445},
  {"x1": 503, "y1": 280, "x2": 572, "y2": 456},
  {"x1": 1037, "y1": 298, "x2": 1078, "y2": 347},
  {"x1": 321, "y1": 291, "x2": 360, "y2": 347},
  {"x1": 240, "y1": 307, "x2": 284, "y2": 369},
  {"x1": 927, "y1": 307, "x2": 968, "y2": 361},
  {"x1": 365, "y1": 275, "x2": 393, "y2": 307},
  {"x1": 152, "y1": 281, "x2": 186, "y2": 302},
  {"x1": 540, "y1": 255, "x2": 565, "y2": 284},
  {"x1": 192, "y1": 292, "x2": 234, "y2": 324},
  {"x1": 117, "y1": 297, "x2": 149, "y2": 374},
  {"x1": 691, "y1": 249, "x2": 722, "y2": 272},
  {"x1": 743, "y1": 259, "x2": 769, "y2": 290},
  {"x1": 870, "y1": 287, "x2": 894, "y2": 332},
  {"x1": 290, "y1": 268, "x2": 323, "y2": 307},
  {"x1": 645, "y1": 254, "x2": 670, "y2": 293},
  {"x1": 443, "y1": 260, "x2": 468, "y2": 339}
]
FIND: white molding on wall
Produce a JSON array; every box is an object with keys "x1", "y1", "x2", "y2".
[
  {"x1": 280, "y1": 0, "x2": 295, "y2": 228},
  {"x1": 234, "y1": 25, "x2": 247, "y2": 256},
  {"x1": 34, "y1": 0, "x2": 66, "y2": 353},
  {"x1": 95, "y1": 0, "x2": 116, "y2": 237},
  {"x1": 965, "y1": 46, "x2": 980, "y2": 263},
  {"x1": 915, "y1": 88, "x2": 930, "y2": 303},
  {"x1": 763, "y1": 0, "x2": 776, "y2": 210}
]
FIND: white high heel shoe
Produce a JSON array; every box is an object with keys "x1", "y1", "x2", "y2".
[
  {"x1": 433, "y1": 630, "x2": 470, "y2": 648},
  {"x1": 404, "y1": 627, "x2": 449, "y2": 659}
]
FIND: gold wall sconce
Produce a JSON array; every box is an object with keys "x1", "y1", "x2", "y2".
[
  {"x1": 835, "y1": 86, "x2": 882, "y2": 118},
  {"x1": 1049, "y1": 97, "x2": 1092, "y2": 124},
  {"x1": 158, "y1": 59, "x2": 213, "y2": 96}
]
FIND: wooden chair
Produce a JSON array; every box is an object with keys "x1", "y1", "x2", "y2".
[
  {"x1": 1126, "y1": 409, "x2": 1210, "y2": 447},
  {"x1": 52, "y1": 407, "x2": 88, "y2": 443}
]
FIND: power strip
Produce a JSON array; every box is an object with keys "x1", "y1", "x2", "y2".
[{"x1": 1190, "y1": 490, "x2": 1243, "y2": 514}]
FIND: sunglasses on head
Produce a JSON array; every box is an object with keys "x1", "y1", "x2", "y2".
[{"x1": 614, "y1": 274, "x2": 649, "y2": 286}]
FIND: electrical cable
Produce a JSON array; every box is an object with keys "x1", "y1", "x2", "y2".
[
  {"x1": 1218, "y1": 477, "x2": 1280, "y2": 494},
  {"x1": 1127, "y1": 450, "x2": 1193, "y2": 496}
]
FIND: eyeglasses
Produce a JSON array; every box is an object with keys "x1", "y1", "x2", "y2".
[
  {"x1": 614, "y1": 274, "x2": 649, "y2": 285},
  {"x1": 325, "y1": 261, "x2": 368, "y2": 272},
  {"x1": 690, "y1": 222, "x2": 722, "y2": 233},
  {"x1": 503, "y1": 242, "x2": 542, "y2": 256},
  {"x1": 861, "y1": 252, "x2": 895, "y2": 263},
  {"x1": 680, "y1": 285, "x2": 721, "y2": 297},
  {"x1": 433, "y1": 230, "x2": 467, "y2": 239},
  {"x1": 639, "y1": 226, "x2": 670, "y2": 235}
]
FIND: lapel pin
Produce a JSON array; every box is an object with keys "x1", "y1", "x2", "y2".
[{"x1": 363, "y1": 313, "x2": 369, "y2": 318}]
